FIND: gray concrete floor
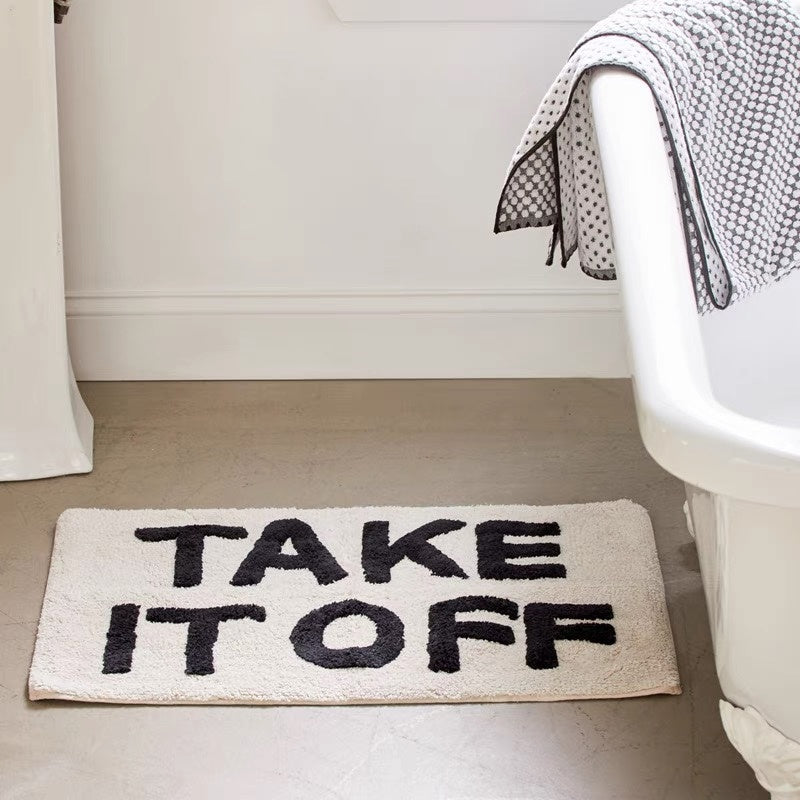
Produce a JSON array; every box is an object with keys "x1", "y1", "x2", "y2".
[{"x1": 0, "y1": 380, "x2": 764, "y2": 799}]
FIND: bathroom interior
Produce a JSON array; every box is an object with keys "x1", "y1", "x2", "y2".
[{"x1": 3, "y1": 1, "x2": 800, "y2": 798}]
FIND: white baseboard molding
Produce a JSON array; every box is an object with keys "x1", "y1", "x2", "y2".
[{"x1": 65, "y1": 288, "x2": 628, "y2": 380}]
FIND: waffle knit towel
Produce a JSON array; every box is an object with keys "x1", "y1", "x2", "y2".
[{"x1": 495, "y1": 0, "x2": 800, "y2": 312}]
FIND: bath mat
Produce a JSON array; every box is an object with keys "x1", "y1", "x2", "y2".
[{"x1": 29, "y1": 501, "x2": 680, "y2": 704}]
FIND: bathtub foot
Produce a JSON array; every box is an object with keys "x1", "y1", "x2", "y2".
[{"x1": 720, "y1": 701, "x2": 800, "y2": 799}]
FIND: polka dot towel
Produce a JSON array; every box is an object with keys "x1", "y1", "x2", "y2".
[{"x1": 494, "y1": 0, "x2": 800, "y2": 313}]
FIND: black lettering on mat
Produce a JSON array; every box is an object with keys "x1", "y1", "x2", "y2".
[
  {"x1": 145, "y1": 605, "x2": 267, "y2": 675},
  {"x1": 476, "y1": 520, "x2": 565, "y2": 580},
  {"x1": 427, "y1": 595, "x2": 519, "y2": 673},
  {"x1": 102, "y1": 603, "x2": 141, "y2": 674},
  {"x1": 524, "y1": 603, "x2": 616, "y2": 670},
  {"x1": 135, "y1": 525, "x2": 249, "y2": 588},
  {"x1": 231, "y1": 519, "x2": 348, "y2": 587},
  {"x1": 362, "y1": 519, "x2": 468, "y2": 583},
  {"x1": 290, "y1": 599, "x2": 405, "y2": 669}
]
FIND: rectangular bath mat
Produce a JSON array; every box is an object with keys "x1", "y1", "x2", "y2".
[{"x1": 29, "y1": 501, "x2": 680, "y2": 704}]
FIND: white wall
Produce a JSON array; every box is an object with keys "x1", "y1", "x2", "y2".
[{"x1": 55, "y1": 0, "x2": 627, "y2": 379}]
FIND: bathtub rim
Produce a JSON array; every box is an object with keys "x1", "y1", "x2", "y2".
[{"x1": 589, "y1": 67, "x2": 800, "y2": 509}]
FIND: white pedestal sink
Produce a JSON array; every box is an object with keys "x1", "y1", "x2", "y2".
[{"x1": 0, "y1": 0, "x2": 93, "y2": 481}]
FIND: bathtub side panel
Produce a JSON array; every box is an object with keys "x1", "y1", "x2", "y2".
[{"x1": 686, "y1": 488, "x2": 800, "y2": 743}]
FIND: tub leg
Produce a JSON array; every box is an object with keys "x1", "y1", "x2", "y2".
[{"x1": 720, "y1": 701, "x2": 800, "y2": 799}]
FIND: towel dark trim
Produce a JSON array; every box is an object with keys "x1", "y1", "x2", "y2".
[{"x1": 550, "y1": 133, "x2": 569, "y2": 268}]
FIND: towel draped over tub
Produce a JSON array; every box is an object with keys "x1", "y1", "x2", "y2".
[{"x1": 494, "y1": 0, "x2": 800, "y2": 312}]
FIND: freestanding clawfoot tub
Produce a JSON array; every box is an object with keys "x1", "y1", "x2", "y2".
[{"x1": 591, "y1": 68, "x2": 800, "y2": 798}]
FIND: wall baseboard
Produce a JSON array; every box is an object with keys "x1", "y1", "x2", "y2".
[{"x1": 65, "y1": 288, "x2": 628, "y2": 380}]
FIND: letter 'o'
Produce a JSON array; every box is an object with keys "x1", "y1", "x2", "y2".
[{"x1": 290, "y1": 599, "x2": 405, "y2": 669}]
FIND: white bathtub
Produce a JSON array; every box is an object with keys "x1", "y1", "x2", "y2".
[{"x1": 590, "y1": 68, "x2": 800, "y2": 799}]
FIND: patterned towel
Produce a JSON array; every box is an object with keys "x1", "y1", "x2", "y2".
[{"x1": 494, "y1": 0, "x2": 800, "y2": 312}]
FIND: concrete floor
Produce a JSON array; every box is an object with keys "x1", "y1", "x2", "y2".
[{"x1": 0, "y1": 380, "x2": 764, "y2": 799}]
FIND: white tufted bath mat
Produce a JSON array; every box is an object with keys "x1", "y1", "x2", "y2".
[{"x1": 29, "y1": 501, "x2": 680, "y2": 704}]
